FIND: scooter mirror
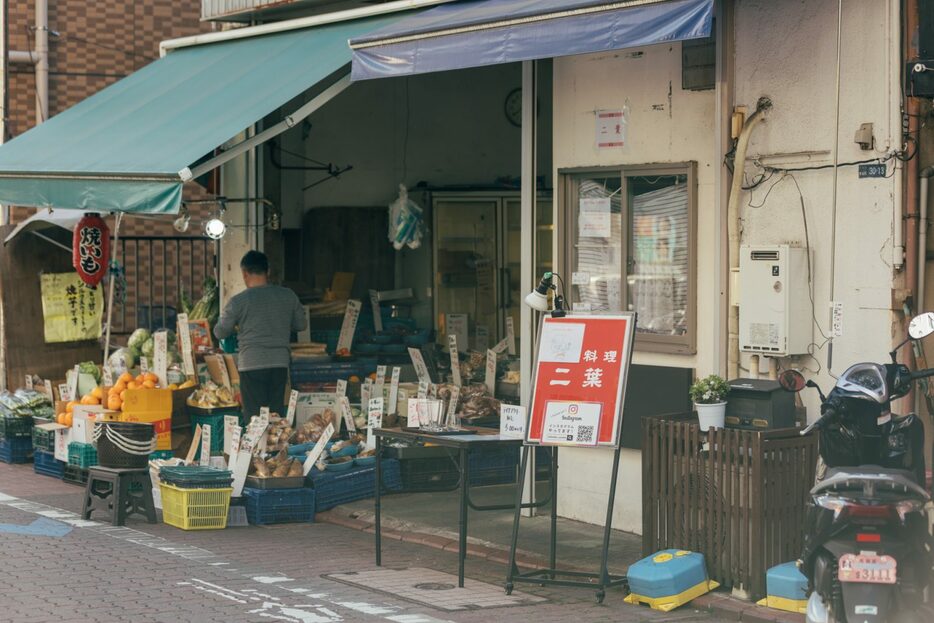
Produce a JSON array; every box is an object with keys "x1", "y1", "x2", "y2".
[
  {"x1": 908, "y1": 312, "x2": 934, "y2": 340},
  {"x1": 778, "y1": 369, "x2": 806, "y2": 392}
]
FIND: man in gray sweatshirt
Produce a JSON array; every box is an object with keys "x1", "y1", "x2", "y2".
[{"x1": 214, "y1": 251, "x2": 306, "y2": 418}]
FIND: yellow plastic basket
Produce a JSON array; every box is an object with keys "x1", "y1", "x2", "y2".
[{"x1": 159, "y1": 482, "x2": 232, "y2": 530}]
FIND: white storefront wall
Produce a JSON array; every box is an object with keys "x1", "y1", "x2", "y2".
[{"x1": 553, "y1": 0, "x2": 902, "y2": 531}]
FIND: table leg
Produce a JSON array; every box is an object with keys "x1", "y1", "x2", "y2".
[
  {"x1": 375, "y1": 434, "x2": 382, "y2": 567},
  {"x1": 458, "y1": 446, "x2": 468, "y2": 588}
]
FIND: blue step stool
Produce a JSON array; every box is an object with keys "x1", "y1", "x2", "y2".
[
  {"x1": 756, "y1": 562, "x2": 808, "y2": 614},
  {"x1": 624, "y1": 549, "x2": 719, "y2": 612}
]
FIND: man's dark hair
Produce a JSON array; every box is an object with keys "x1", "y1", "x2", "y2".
[{"x1": 240, "y1": 250, "x2": 269, "y2": 275}]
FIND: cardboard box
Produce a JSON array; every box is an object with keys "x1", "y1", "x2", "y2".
[
  {"x1": 121, "y1": 388, "x2": 173, "y2": 451},
  {"x1": 122, "y1": 388, "x2": 172, "y2": 414},
  {"x1": 54, "y1": 427, "x2": 72, "y2": 462},
  {"x1": 120, "y1": 411, "x2": 171, "y2": 451},
  {"x1": 71, "y1": 406, "x2": 119, "y2": 444}
]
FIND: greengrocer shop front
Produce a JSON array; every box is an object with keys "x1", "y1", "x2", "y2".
[{"x1": 0, "y1": 0, "x2": 714, "y2": 533}]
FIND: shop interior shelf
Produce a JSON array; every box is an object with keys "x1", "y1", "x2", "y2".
[{"x1": 243, "y1": 487, "x2": 316, "y2": 525}]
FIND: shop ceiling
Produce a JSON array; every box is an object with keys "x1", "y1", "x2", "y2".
[{"x1": 0, "y1": 0, "x2": 711, "y2": 215}]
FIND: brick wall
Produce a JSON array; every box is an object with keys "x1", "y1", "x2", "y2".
[
  {"x1": 6, "y1": 0, "x2": 215, "y2": 231},
  {"x1": 6, "y1": 1, "x2": 219, "y2": 335}
]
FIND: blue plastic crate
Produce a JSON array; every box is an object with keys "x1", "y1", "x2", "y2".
[
  {"x1": 0, "y1": 436, "x2": 32, "y2": 464},
  {"x1": 33, "y1": 450, "x2": 65, "y2": 478},
  {"x1": 308, "y1": 459, "x2": 402, "y2": 511},
  {"x1": 468, "y1": 447, "x2": 520, "y2": 485},
  {"x1": 242, "y1": 487, "x2": 316, "y2": 525}
]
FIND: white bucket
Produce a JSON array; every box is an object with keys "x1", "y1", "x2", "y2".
[{"x1": 695, "y1": 402, "x2": 726, "y2": 431}]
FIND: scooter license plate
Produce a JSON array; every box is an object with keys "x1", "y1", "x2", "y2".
[{"x1": 838, "y1": 554, "x2": 897, "y2": 584}]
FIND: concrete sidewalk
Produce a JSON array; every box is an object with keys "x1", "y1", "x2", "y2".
[{"x1": 319, "y1": 481, "x2": 804, "y2": 623}]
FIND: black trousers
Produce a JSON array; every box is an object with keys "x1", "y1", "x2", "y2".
[{"x1": 239, "y1": 367, "x2": 288, "y2": 419}]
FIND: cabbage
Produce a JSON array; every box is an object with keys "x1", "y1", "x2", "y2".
[
  {"x1": 141, "y1": 337, "x2": 155, "y2": 358},
  {"x1": 78, "y1": 361, "x2": 101, "y2": 383},
  {"x1": 108, "y1": 348, "x2": 136, "y2": 375},
  {"x1": 127, "y1": 328, "x2": 151, "y2": 351}
]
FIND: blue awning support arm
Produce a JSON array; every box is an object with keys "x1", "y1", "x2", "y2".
[{"x1": 188, "y1": 71, "x2": 353, "y2": 180}]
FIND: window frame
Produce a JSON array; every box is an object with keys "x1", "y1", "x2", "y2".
[{"x1": 558, "y1": 162, "x2": 698, "y2": 355}]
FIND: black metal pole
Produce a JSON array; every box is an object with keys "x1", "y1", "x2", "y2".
[
  {"x1": 550, "y1": 447, "x2": 558, "y2": 577},
  {"x1": 597, "y1": 447, "x2": 623, "y2": 603},
  {"x1": 505, "y1": 445, "x2": 530, "y2": 595},
  {"x1": 457, "y1": 446, "x2": 468, "y2": 588},
  {"x1": 375, "y1": 433, "x2": 382, "y2": 567}
]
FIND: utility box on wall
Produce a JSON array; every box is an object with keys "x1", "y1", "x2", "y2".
[{"x1": 739, "y1": 245, "x2": 812, "y2": 356}]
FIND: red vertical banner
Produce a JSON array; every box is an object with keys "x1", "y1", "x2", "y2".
[
  {"x1": 526, "y1": 314, "x2": 635, "y2": 447},
  {"x1": 72, "y1": 213, "x2": 110, "y2": 287}
]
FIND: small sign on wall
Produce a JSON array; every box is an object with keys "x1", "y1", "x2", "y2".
[{"x1": 595, "y1": 107, "x2": 629, "y2": 150}]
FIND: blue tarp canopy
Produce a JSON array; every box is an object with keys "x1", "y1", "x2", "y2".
[
  {"x1": 350, "y1": 0, "x2": 714, "y2": 80},
  {"x1": 0, "y1": 15, "x2": 398, "y2": 214}
]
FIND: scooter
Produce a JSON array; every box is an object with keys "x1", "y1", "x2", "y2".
[{"x1": 779, "y1": 312, "x2": 934, "y2": 623}]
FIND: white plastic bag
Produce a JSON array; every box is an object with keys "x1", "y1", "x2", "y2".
[{"x1": 387, "y1": 184, "x2": 424, "y2": 250}]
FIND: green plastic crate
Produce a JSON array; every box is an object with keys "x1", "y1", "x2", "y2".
[
  {"x1": 67, "y1": 442, "x2": 98, "y2": 468},
  {"x1": 32, "y1": 426, "x2": 55, "y2": 453},
  {"x1": 0, "y1": 415, "x2": 33, "y2": 439}
]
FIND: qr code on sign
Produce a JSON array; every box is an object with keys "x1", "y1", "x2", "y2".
[{"x1": 577, "y1": 426, "x2": 595, "y2": 443}]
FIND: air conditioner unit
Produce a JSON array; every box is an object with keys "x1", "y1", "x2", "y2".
[{"x1": 739, "y1": 245, "x2": 812, "y2": 356}]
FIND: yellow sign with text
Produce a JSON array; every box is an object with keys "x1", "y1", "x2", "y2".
[{"x1": 40, "y1": 272, "x2": 104, "y2": 343}]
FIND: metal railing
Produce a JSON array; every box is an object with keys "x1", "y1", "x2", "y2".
[{"x1": 111, "y1": 236, "x2": 217, "y2": 335}]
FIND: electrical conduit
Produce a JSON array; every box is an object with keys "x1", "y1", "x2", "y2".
[{"x1": 727, "y1": 97, "x2": 772, "y2": 380}]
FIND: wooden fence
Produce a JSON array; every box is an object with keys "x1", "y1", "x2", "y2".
[{"x1": 641, "y1": 419, "x2": 818, "y2": 599}]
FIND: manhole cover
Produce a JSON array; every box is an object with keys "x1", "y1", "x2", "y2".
[{"x1": 414, "y1": 582, "x2": 456, "y2": 591}]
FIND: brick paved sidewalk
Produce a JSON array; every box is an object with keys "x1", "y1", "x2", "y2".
[{"x1": 0, "y1": 463, "x2": 776, "y2": 623}]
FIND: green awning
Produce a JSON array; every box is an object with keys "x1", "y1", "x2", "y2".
[{"x1": 0, "y1": 15, "x2": 397, "y2": 214}]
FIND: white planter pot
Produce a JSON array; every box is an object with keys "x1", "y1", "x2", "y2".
[{"x1": 695, "y1": 401, "x2": 726, "y2": 431}]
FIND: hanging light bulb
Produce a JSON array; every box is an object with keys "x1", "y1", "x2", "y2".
[
  {"x1": 173, "y1": 206, "x2": 190, "y2": 233},
  {"x1": 204, "y1": 202, "x2": 227, "y2": 240},
  {"x1": 204, "y1": 216, "x2": 226, "y2": 240}
]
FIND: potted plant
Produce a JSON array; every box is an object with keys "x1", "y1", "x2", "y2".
[{"x1": 689, "y1": 374, "x2": 730, "y2": 431}]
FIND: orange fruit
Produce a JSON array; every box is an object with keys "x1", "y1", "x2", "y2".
[
  {"x1": 65, "y1": 401, "x2": 77, "y2": 413},
  {"x1": 107, "y1": 395, "x2": 122, "y2": 411},
  {"x1": 142, "y1": 379, "x2": 156, "y2": 389},
  {"x1": 144, "y1": 372, "x2": 158, "y2": 384},
  {"x1": 56, "y1": 413, "x2": 65, "y2": 425},
  {"x1": 135, "y1": 375, "x2": 145, "y2": 385},
  {"x1": 120, "y1": 389, "x2": 127, "y2": 401},
  {"x1": 127, "y1": 381, "x2": 139, "y2": 391},
  {"x1": 64, "y1": 413, "x2": 73, "y2": 427},
  {"x1": 113, "y1": 381, "x2": 127, "y2": 393},
  {"x1": 90, "y1": 386, "x2": 104, "y2": 400},
  {"x1": 80, "y1": 394, "x2": 99, "y2": 406},
  {"x1": 119, "y1": 372, "x2": 133, "y2": 384}
]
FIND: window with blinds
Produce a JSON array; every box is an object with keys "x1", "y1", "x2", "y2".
[{"x1": 562, "y1": 164, "x2": 696, "y2": 354}]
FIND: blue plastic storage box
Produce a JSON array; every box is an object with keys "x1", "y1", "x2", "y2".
[
  {"x1": 33, "y1": 449, "x2": 65, "y2": 478},
  {"x1": 0, "y1": 436, "x2": 33, "y2": 464},
  {"x1": 756, "y1": 562, "x2": 808, "y2": 614},
  {"x1": 624, "y1": 549, "x2": 719, "y2": 612}
]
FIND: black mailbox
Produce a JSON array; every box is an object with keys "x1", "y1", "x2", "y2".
[{"x1": 725, "y1": 378, "x2": 796, "y2": 430}]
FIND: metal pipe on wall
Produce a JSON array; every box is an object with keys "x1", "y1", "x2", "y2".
[
  {"x1": 34, "y1": 0, "x2": 47, "y2": 123},
  {"x1": 727, "y1": 98, "x2": 771, "y2": 380},
  {"x1": 919, "y1": 168, "x2": 934, "y2": 315}
]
